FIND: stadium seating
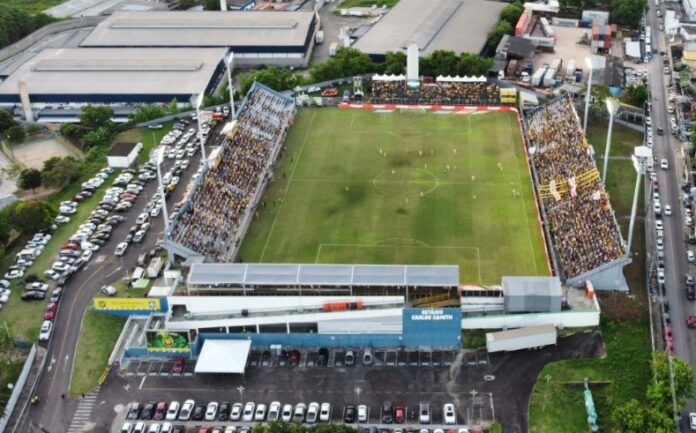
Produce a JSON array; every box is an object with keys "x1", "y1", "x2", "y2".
[
  {"x1": 169, "y1": 85, "x2": 295, "y2": 261},
  {"x1": 371, "y1": 80, "x2": 500, "y2": 104},
  {"x1": 527, "y1": 96, "x2": 625, "y2": 279}
]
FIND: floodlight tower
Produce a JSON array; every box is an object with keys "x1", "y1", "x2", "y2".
[
  {"x1": 151, "y1": 147, "x2": 172, "y2": 266},
  {"x1": 191, "y1": 93, "x2": 207, "y2": 162},
  {"x1": 627, "y1": 145, "x2": 653, "y2": 255},
  {"x1": 602, "y1": 97, "x2": 621, "y2": 183},
  {"x1": 226, "y1": 52, "x2": 236, "y2": 120},
  {"x1": 583, "y1": 57, "x2": 594, "y2": 134}
]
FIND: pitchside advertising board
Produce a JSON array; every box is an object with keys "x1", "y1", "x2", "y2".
[{"x1": 402, "y1": 308, "x2": 462, "y2": 348}]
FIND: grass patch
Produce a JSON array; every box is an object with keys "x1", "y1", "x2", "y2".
[
  {"x1": 488, "y1": 422, "x2": 502, "y2": 433},
  {"x1": 239, "y1": 109, "x2": 548, "y2": 284},
  {"x1": 115, "y1": 122, "x2": 173, "y2": 165},
  {"x1": 69, "y1": 309, "x2": 125, "y2": 396},
  {"x1": 337, "y1": 0, "x2": 399, "y2": 7},
  {"x1": 0, "y1": 0, "x2": 65, "y2": 13},
  {"x1": 111, "y1": 278, "x2": 150, "y2": 299},
  {"x1": 587, "y1": 118, "x2": 642, "y2": 158},
  {"x1": 0, "y1": 355, "x2": 27, "y2": 412},
  {"x1": 462, "y1": 329, "x2": 489, "y2": 349}
]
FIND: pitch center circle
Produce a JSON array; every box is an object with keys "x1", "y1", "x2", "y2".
[{"x1": 372, "y1": 168, "x2": 439, "y2": 198}]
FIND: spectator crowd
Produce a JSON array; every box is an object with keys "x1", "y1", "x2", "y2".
[
  {"x1": 371, "y1": 80, "x2": 500, "y2": 104},
  {"x1": 169, "y1": 85, "x2": 295, "y2": 261},
  {"x1": 527, "y1": 96, "x2": 625, "y2": 279}
]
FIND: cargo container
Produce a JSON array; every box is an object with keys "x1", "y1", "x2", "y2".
[
  {"x1": 565, "y1": 59, "x2": 576, "y2": 80},
  {"x1": 506, "y1": 59, "x2": 518, "y2": 78},
  {"x1": 532, "y1": 66, "x2": 547, "y2": 87},
  {"x1": 315, "y1": 30, "x2": 325, "y2": 44},
  {"x1": 147, "y1": 257, "x2": 164, "y2": 278},
  {"x1": 486, "y1": 324, "x2": 557, "y2": 353},
  {"x1": 543, "y1": 67, "x2": 557, "y2": 87}
]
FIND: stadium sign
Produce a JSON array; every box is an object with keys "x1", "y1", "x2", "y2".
[
  {"x1": 402, "y1": 308, "x2": 461, "y2": 348},
  {"x1": 93, "y1": 298, "x2": 161, "y2": 311},
  {"x1": 410, "y1": 309, "x2": 455, "y2": 321}
]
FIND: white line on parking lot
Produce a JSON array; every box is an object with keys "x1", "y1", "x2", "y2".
[{"x1": 139, "y1": 375, "x2": 147, "y2": 390}]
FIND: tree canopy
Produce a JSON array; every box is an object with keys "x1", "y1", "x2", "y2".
[
  {"x1": 18, "y1": 168, "x2": 42, "y2": 192},
  {"x1": 7, "y1": 199, "x2": 55, "y2": 233},
  {"x1": 621, "y1": 84, "x2": 649, "y2": 108},
  {"x1": 78, "y1": 105, "x2": 114, "y2": 131},
  {"x1": 240, "y1": 67, "x2": 306, "y2": 95},
  {"x1": 42, "y1": 156, "x2": 80, "y2": 188},
  {"x1": 310, "y1": 47, "x2": 377, "y2": 83},
  {"x1": 5, "y1": 125, "x2": 25, "y2": 144},
  {"x1": 0, "y1": 6, "x2": 56, "y2": 49},
  {"x1": 500, "y1": 2, "x2": 524, "y2": 25}
]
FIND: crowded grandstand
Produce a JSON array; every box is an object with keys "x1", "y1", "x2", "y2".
[
  {"x1": 371, "y1": 75, "x2": 500, "y2": 105},
  {"x1": 526, "y1": 96, "x2": 626, "y2": 280},
  {"x1": 167, "y1": 83, "x2": 295, "y2": 261}
]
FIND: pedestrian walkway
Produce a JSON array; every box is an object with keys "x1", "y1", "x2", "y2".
[{"x1": 67, "y1": 386, "x2": 100, "y2": 433}]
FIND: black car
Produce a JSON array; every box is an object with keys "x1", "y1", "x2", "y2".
[
  {"x1": 382, "y1": 401, "x2": 393, "y2": 424},
  {"x1": 218, "y1": 402, "x2": 231, "y2": 421},
  {"x1": 344, "y1": 405, "x2": 356, "y2": 423},
  {"x1": 126, "y1": 402, "x2": 142, "y2": 420},
  {"x1": 172, "y1": 427, "x2": 185, "y2": 433},
  {"x1": 142, "y1": 401, "x2": 156, "y2": 420},
  {"x1": 657, "y1": 127, "x2": 664, "y2": 136},
  {"x1": 129, "y1": 225, "x2": 140, "y2": 235},
  {"x1": 87, "y1": 217, "x2": 105, "y2": 226},
  {"x1": 59, "y1": 250, "x2": 81, "y2": 258},
  {"x1": 125, "y1": 234, "x2": 134, "y2": 244},
  {"x1": 192, "y1": 404, "x2": 205, "y2": 421},
  {"x1": 92, "y1": 232, "x2": 110, "y2": 241},
  {"x1": 98, "y1": 204, "x2": 115, "y2": 212},
  {"x1": 89, "y1": 238, "x2": 107, "y2": 246},
  {"x1": 687, "y1": 286, "x2": 695, "y2": 301},
  {"x1": 21, "y1": 291, "x2": 45, "y2": 301},
  {"x1": 80, "y1": 189, "x2": 94, "y2": 197},
  {"x1": 318, "y1": 347, "x2": 329, "y2": 366}
]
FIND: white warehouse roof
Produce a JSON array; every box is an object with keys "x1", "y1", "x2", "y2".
[
  {"x1": 195, "y1": 339, "x2": 251, "y2": 374},
  {"x1": 187, "y1": 263, "x2": 459, "y2": 287},
  {"x1": 80, "y1": 11, "x2": 315, "y2": 48},
  {"x1": 0, "y1": 48, "x2": 227, "y2": 102}
]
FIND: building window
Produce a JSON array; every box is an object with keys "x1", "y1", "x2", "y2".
[{"x1": 289, "y1": 323, "x2": 318, "y2": 333}]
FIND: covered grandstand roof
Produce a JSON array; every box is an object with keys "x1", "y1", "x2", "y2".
[
  {"x1": 80, "y1": 11, "x2": 315, "y2": 50},
  {"x1": 187, "y1": 263, "x2": 460, "y2": 287},
  {"x1": 0, "y1": 48, "x2": 227, "y2": 104},
  {"x1": 353, "y1": 0, "x2": 504, "y2": 57}
]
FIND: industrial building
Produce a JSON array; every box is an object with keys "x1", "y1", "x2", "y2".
[
  {"x1": 0, "y1": 48, "x2": 228, "y2": 121},
  {"x1": 352, "y1": 0, "x2": 505, "y2": 60},
  {"x1": 80, "y1": 11, "x2": 318, "y2": 67},
  {"x1": 107, "y1": 142, "x2": 142, "y2": 168}
]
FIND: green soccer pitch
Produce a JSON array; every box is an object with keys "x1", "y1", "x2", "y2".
[{"x1": 237, "y1": 108, "x2": 549, "y2": 284}]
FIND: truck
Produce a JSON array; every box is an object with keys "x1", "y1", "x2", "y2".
[
  {"x1": 16, "y1": 249, "x2": 38, "y2": 262},
  {"x1": 147, "y1": 257, "x2": 164, "y2": 278},
  {"x1": 531, "y1": 65, "x2": 548, "y2": 87},
  {"x1": 486, "y1": 324, "x2": 557, "y2": 353},
  {"x1": 329, "y1": 42, "x2": 338, "y2": 57},
  {"x1": 505, "y1": 59, "x2": 518, "y2": 78},
  {"x1": 315, "y1": 30, "x2": 325, "y2": 44}
]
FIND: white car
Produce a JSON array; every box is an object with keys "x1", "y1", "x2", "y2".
[
  {"x1": 688, "y1": 216, "x2": 694, "y2": 227},
  {"x1": 357, "y1": 405, "x2": 367, "y2": 423},
  {"x1": 293, "y1": 403, "x2": 307, "y2": 423},
  {"x1": 281, "y1": 404, "x2": 293, "y2": 422},
  {"x1": 147, "y1": 424, "x2": 160, "y2": 433},
  {"x1": 254, "y1": 403, "x2": 267, "y2": 421},
  {"x1": 443, "y1": 403, "x2": 456, "y2": 425},
  {"x1": 160, "y1": 423, "x2": 172, "y2": 433},
  {"x1": 689, "y1": 412, "x2": 696, "y2": 430},
  {"x1": 242, "y1": 402, "x2": 255, "y2": 422},
  {"x1": 4, "y1": 267, "x2": 24, "y2": 280},
  {"x1": 133, "y1": 422, "x2": 145, "y2": 433},
  {"x1": 81, "y1": 250, "x2": 93, "y2": 261},
  {"x1": 306, "y1": 402, "x2": 320, "y2": 423},
  {"x1": 230, "y1": 403, "x2": 243, "y2": 421},
  {"x1": 150, "y1": 206, "x2": 161, "y2": 217},
  {"x1": 39, "y1": 320, "x2": 53, "y2": 341},
  {"x1": 205, "y1": 401, "x2": 219, "y2": 421},
  {"x1": 268, "y1": 401, "x2": 281, "y2": 421},
  {"x1": 52, "y1": 262, "x2": 70, "y2": 272},
  {"x1": 170, "y1": 176, "x2": 180, "y2": 186},
  {"x1": 179, "y1": 399, "x2": 195, "y2": 421},
  {"x1": 55, "y1": 215, "x2": 70, "y2": 224},
  {"x1": 319, "y1": 402, "x2": 331, "y2": 422},
  {"x1": 115, "y1": 242, "x2": 128, "y2": 256},
  {"x1": 657, "y1": 238, "x2": 664, "y2": 251},
  {"x1": 165, "y1": 401, "x2": 180, "y2": 421},
  {"x1": 135, "y1": 213, "x2": 149, "y2": 225},
  {"x1": 665, "y1": 204, "x2": 672, "y2": 216},
  {"x1": 121, "y1": 422, "x2": 133, "y2": 433},
  {"x1": 661, "y1": 158, "x2": 669, "y2": 169},
  {"x1": 688, "y1": 250, "x2": 696, "y2": 263}
]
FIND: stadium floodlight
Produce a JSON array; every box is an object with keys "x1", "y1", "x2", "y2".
[
  {"x1": 627, "y1": 146, "x2": 653, "y2": 255},
  {"x1": 583, "y1": 57, "x2": 593, "y2": 135},
  {"x1": 602, "y1": 97, "x2": 621, "y2": 184},
  {"x1": 226, "y1": 52, "x2": 236, "y2": 120},
  {"x1": 191, "y1": 93, "x2": 207, "y2": 162}
]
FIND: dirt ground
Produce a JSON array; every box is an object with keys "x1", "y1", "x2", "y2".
[{"x1": 13, "y1": 136, "x2": 79, "y2": 169}]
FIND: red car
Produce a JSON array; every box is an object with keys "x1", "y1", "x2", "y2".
[
  {"x1": 198, "y1": 427, "x2": 211, "y2": 433},
  {"x1": 44, "y1": 303, "x2": 57, "y2": 320},
  {"x1": 664, "y1": 326, "x2": 673, "y2": 342},
  {"x1": 61, "y1": 242, "x2": 80, "y2": 251},
  {"x1": 666, "y1": 340, "x2": 675, "y2": 356},
  {"x1": 687, "y1": 316, "x2": 696, "y2": 328},
  {"x1": 394, "y1": 405, "x2": 405, "y2": 423},
  {"x1": 153, "y1": 401, "x2": 167, "y2": 420},
  {"x1": 172, "y1": 357, "x2": 185, "y2": 374}
]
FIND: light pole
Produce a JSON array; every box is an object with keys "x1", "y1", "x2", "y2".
[
  {"x1": 627, "y1": 146, "x2": 652, "y2": 255},
  {"x1": 152, "y1": 147, "x2": 173, "y2": 266},
  {"x1": 583, "y1": 57, "x2": 594, "y2": 135},
  {"x1": 602, "y1": 97, "x2": 620, "y2": 183},
  {"x1": 191, "y1": 93, "x2": 207, "y2": 162},
  {"x1": 226, "y1": 52, "x2": 236, "y2": 120}
]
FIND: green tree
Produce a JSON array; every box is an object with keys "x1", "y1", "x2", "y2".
[
  {"x1": 18, "y1": 168, "x2": 42, "y2": 192},
  {"x1": 41, "y1": 156, "x2": 61, "y2": 173},
  {"x1": 622, "y1": 84, "x2": 649, "y2": 108},
  {"x1": 1, "y1": 162, "x2": 22, "y2": 182},
  {"x1": 0, "y1": 110, "x2": 16, "y2": 133},
  {"x1": 239, "y1": 67, "x2": 305, "y2": 95},
  {"x1": 648, "y1": 353, "x2": 695, "y2": 411},
  {"x1": 203, "y1": 0, "x2": 220, "y2": 9},
  {"x1": 488, "y1": 21, "x2": 513, "y2": 49},
  {"x1": 383, "y1": 51, "x2": 407, "y2": 75},
  {"x1": 612, "y1": 399, "x2": 674, "y2": 433},
  {"x1": 5, "y1": 125, "x2": 25, "y2": 144},
  {"x1": 8, "y1": 199, "x2": 55, "y2": 233},
  {"x1": 25, "y1": 123, "x2": 41, "y2": 135},
  {"x1": 128, "y1": 105, "x2": 167, "y2": 123},
  {"x1": 611, "y1": 0, "x2": 648, "y2": 27},
  {"x1": 59, "y1": 122, "x2": 81, "y2": 139},
  {"x1": 458, "y1": 53, "x2": 494, "y2": 76},
  {"x1": 500, "y1": 2, "x2": 524, "y2": 25},
  {"x1": 80, "y1": 127, "x2": 111, "y2": 149},
  {"x1": 310, "y1": 48, "x2": 377, "y2": 83},
  {"x1": 42, "y1": 157, "x2": 80, "y2": 188},
  {"x1": 78, "y1": 104, "x2": 114, "y2": 132},
  {"x1": 420, "y1": 50, "x2": 460, "y2": 77}
]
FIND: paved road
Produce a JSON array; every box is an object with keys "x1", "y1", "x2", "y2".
[
  {"x1": 15, "y1": 119, "x2": 223, "y2": 433},
  {"x1": 645, "y1": 0, "x2": 696, "y2": 425}
]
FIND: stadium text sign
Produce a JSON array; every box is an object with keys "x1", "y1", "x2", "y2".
[{"x1": 410, "y1": 309, "x2": 454, "y2": 321}]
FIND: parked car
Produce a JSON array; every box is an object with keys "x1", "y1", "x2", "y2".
[
  {"x1": 115, "y1": 242, "x2": 128, "y2": 256},
  {"x1": 205, "y1": 401, "x2": 219, "y2": 421},
  {"x1": 38, "y1": 320, "x2": 53, "y2": 341},
  {"x1": 242, "y1": 402, "x2": 255, "y2": 422},
  {"x1": 230, "y1": 403, "x2": 243, "y2": 421},
  {"x1": 179, "y1": 400, "x2": 195, "y2": 421},
  {"x1": 126, "y1": 402, "x2": 142, "y2": 420},
  {"x1": 281, "y1": 404, "x2": 293, "y2": 422},
  {"x1": 343, "y1": 404, "x2": 356, "y2": 423},
  {"x1": 443, "y1": 403, "x2": 456, "y2": 424}
]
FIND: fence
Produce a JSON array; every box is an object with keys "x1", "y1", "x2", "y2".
[{"x1": 0, "y1": 344, "x2": 36, "y2": 433}]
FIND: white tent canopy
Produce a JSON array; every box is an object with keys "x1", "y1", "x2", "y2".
[
  {"x1": 195, "y1": 339, "x2": 251, "y2": 374},
  {"x1": 435, "y1": 75, "x2": 487, "y2": 83},
  {"x1": 372, "y1": 74, "x2": 406, "y2": 81}
]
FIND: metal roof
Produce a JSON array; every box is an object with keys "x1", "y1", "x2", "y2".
[
  {"x1": 0, "y1": 48, "x2": 227, "y2": 98},
  {"x1": 81, "y1": 11, "x2": 315, "y2": 48},
  {"x1": 502, "y1": 276, "x2": 563, "y2": 297},
  {"x1": 187, "y1": 263, "x2": 459, "y2": 287},
  {"x1": 353, "y1": 0, "x2": 504, "y2": 56}
]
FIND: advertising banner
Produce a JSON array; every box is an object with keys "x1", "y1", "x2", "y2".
[
  {"x1": 93, "y1": 298, "x2": 161, "y2": 311},
  {"x1": 402, "y1": 307, "x2": 462, "y2": 348}
]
